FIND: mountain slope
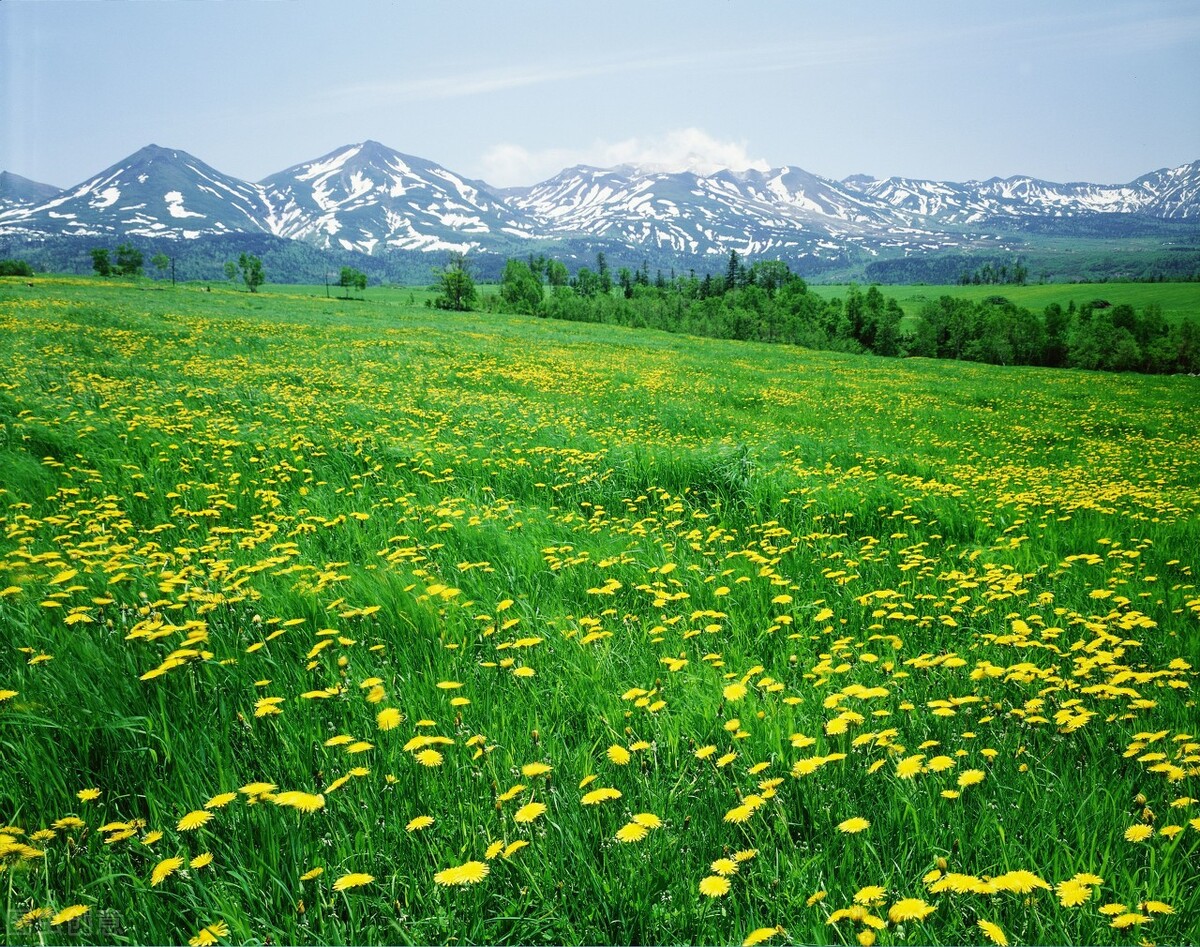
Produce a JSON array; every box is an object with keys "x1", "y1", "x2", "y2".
[
  {"x1": 0, "y1": 171, "x2": 62, "y2": 213},
  {"x1": 0, "y1": 145, "x2": 273, "y2": 239},
  {"x1": 259, "y1": 140, "x2": 538, "y2": 253}
]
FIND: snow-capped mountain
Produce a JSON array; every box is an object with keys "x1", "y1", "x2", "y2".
[
  {"x1": 838, "y1": 160, "x2": 1200, "y2": 225},
  {"x1": 259, "y1": 140, "x2": 538, "y2": 254},
  {"x1": 0, "y1": 145, "x2": 275, "y2": 240},
  {"x1": 1, "y1": 143, "x2": 1197, "y2": 264},
  {"x1": 0, "y1": 171, "x2": 62, "y2": 213}
]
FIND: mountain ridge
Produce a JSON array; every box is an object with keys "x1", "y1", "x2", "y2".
[{"x1": 2, "y1": 142, "x2": 1198, "y2": 266}]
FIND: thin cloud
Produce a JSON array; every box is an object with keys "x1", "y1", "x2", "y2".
[{"x1": 478, "y1": 129, "x2": 770, "y2": 187}]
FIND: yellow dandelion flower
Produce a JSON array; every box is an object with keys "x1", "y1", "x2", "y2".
[
  {"x1": 895, "y1": 755, "x2": 924, "y2": 779},
  {"x1": 699, "y1": 875, "x2": 731, "y2": 897},
  {"x1": 1124, "y1": 824, "x2": 1153, "y2": 843},
  {"x1": 406, "y1": 815, "x2": 435, "y2": 832},
  {"x1": 190, "y1": 852, "x2": 213, "y2": 869},
  {"x1": 854, "y1": 885, "x2": 887, "y2": 905},
  {"x1": 503, "y1": 840, "x2": 529, "y2": 858},
  {"x1": 1110, "y1": 913, "x2": 1149, "y2": 929},
  {"x1": 1141, "y1": 900, "x2": 1173, "y2": 915},
  {"x1": 723, "y1": 682, "x2": 748, "y2": 702},
  {"x1": 17, "y1": 908, "x2": 53, "y2": 929},
  {"x1": 376, "y1": 707, "x2": 403, "y2": 730},
  {"x1": 332, "y1": 872, "x2": 374, "y2": 891},
  {"x1": 838, "y1": 817, "x2": 870, "y2": 834},
  {"x1": 415, "y1": 749, "x2": 443, "y2": 767},
  {"x1": 205, "y1": 792, "x2": 237, "y2": 810},
  {"x1": 857, "y1": 931, "x2": 876, "y2": 947},
  {"x1": 632, "y1": 812, "x2": 663, "y2": 829},
  {"x1": 957, "y1": 769, "x2": 985, "y2": 788},
  {"x1": 743, "y1": 926, "x2": 784, "y2": 947},
  {"x1": 188, "y1": 921, "x2": 230, "y2": 946},
  {"x1": 239, "y1": 781, "x2": 276, "y2": 797},
  {"x1": 77, "y1": 788, "x2": 100, "y2": 802},
  {"x1": 888, "y1": 898, "x2": 935, "y2": 923},
  {"x1": 177, "y1": 810, "x2": 213, "y2": 832},
  {"x1": 485, "y1": 839, "x2": 506, "y2": 859},
  {"x1": 616, "y1": 822, "x2": 649, "y2": 843},
  {"x1": 806, "y1": 890, "x2": 827, "y2": 906},
  {"x1": 514, "y1": 802, "x2": 546, "y2": 823},
  {"x1": 607, "y1": 744, "x2": 632, "y2": 765},
  {"x1": 1099, "y1": 903, "x2": 1127, "y2": 916},
  {"x1": 51, "y1": 905, "x2": 89, "y2": 927},
  {"x1": 272, "y1": 791, "x2": 326, "y2": 813},
  {"x1": 711, "y1": 857, "x2": 739, "y2": 876},
  {"x1": 733, "y1": 848, "x2": 758, "y2": 862},
  {"x1": 300, "y1": 866, "x2": 324, "y2": 881},
  {"x1": 580, "y1": 787, "x2": 622, "y2": 805},
  {"x1": 695, "y1": 745, "x2": 717, "y2": 759},
  {"x1": 521, "y1": 762, "x2": 552, "y2": 777},
  {"x1": 433, "y1": 860, "x2": 489, "y2": 886},
  {"x1": 724, "y1": 804, "x2": 754, "y2": 824},
  {"x1": 991, "y1": 870, "x2": 1050, "y2": 893},
  {"x1": 1055, "y1": 878, "x2": 1092, "y2": 908},
  {"x1": 978, "y1": 919, "x2": 1008, "y2": 946},
  {"x1": 150, "y1": 856, "x2": 184, "y2": 886}
]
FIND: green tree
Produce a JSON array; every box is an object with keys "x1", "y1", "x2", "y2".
[
  {"x1": 90, "y1": 248, "x2": 113, "y2": 278},
  {"x1": 238, "y1": 253, "x2": 265, "y2": 293},
  {"x1": 115, "y1": 243, "x2": 144, "y2": 277},
  {"x1": 224, "y1": 261, "x2": 238, "y2": 284},
  {"x1": 499, "y1": 259, "x2": 543, "y2": 315},
  {"x1": 338, "y1": 266, "x2": 368, "y2": 299},
  {"x1": 433, "y1": 253, "x2": 476, "y2": 311}
]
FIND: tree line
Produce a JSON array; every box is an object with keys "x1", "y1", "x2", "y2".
[{"x1": 486, "y1": 251, "x2": 1200, "y2": 375}]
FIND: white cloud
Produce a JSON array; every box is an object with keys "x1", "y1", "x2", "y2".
[{"x1": 478, "y1": 128, "x2": 770, "y2": 187}]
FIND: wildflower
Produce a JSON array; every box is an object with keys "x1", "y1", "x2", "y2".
[
  {"x1": 616, "y1": 822, "x2": 649, "y2": 843},
  {"x1": 51, "y1": 905, "x2": 89, "y2": 927},
  {"x1": 607, "y1": 744, "x2": 632, "y2": 765},
  {"x1": 632, "y1": 812, "x2": 663, "y2": 829},
  {"x1": 521, "y1": 762, "x2": 552, "y2": 777},
  {"x1": 743, "y1": 926, "x2": 785, "y2": 946},
  {"x1": 978, "y1": 919, "x2": 1008, "y2": 946},
  {"x1": 580, "y1": 787, "x2": 621, "y2": 805},
  {"x1": 151, "y1": 856, "x2": 184, "y2": 886},
  {"x1": 77, "y1": 788, "x2": 101, "y2": 802},
  {"x1": 724, "y1": 805, "x2": 754, "y2": 824},
  {"x1": 957, "y1": 769, "x2": 985, "y2": 788},
  {"x1": 415, "y1": 749, "x2": 443, "y2": 767},
  {"x1": 723, "y1": 682, "x2": 748, "y2": 702},
  {"x1": 300, "y1": 867, "x2": 324, "y2": 881},
  {"x1": 205, "y1": 792, "x2": 237, "y2": 810},
  {"x1": 332, "y1": 872, "x2": 374, "y2": 891},
  {"x1": 838, "y1": 817, "x2": 870, "y2": 834},
  {"x1": 888, "y1": 898, "x2": 935, "y2": 923},
  {"x1": 699, "y1": 875, "x2": 731, "y2": 897},
  {"x1": 376, "y1": 708, "x2": 403, "y2": 730},
  {"x1": 895, "y1": 755, "x2": 924, "y2": 779},
  {"x1": 177, "y1": 810, "x2": 213, "y2": 831},
  {"x1": 190, "y1": 852, "x2": 213, "y2": 868},
  {"x1": 1110, "y1": 913, "x2": 1150, "y2": 929},
  {"x1": 188, "y1": 921, "x2": 230, "y2": 946},
  {"x1": 991, "y1": 870, "x2": 1050, "y2": 893},
  {"x1": 406, "y1": 815, "x2": 434, "y2": 832},
  {"x1": 514, "y1": 802, "x2": 546, "y2": 823},
  {"x1": 433, "y1": 860, "x2": 489, "y2": 886},
  {"x1": 711, "y1": 858, "x2": 739, "y2": 876},
  {"x1": 503, "y1": 840, "x2": 528, "y2": 858},
  {"x1": 1124, "y1": 824, "x2": 1153, "y2": 843},
  {"x1": 272, "y1": 791, "x2": 325, "y2": 813},
  {"x1": 854, "y1": 885, "x2": 886, "y2": 905}
]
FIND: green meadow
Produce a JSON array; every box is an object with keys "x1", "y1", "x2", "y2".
[
  {"x1": 809, "y1": 282, "x2": 1200, "y2": 325},
  {"x1": 1, "y1": 276, "x2": 1198, "y2": 946}
]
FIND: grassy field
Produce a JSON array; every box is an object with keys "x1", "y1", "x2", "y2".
[
  {"x1": 809, "y1": 282, "x2": 1200, "y2": 324},
  {"x1": 1, "y1": 275, "x2": 1199, "y2": 946}
]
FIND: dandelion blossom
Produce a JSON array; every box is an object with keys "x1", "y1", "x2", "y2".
[
  {"x1": 77, "y1": 788, "x2": 101, "y2": 802},
  {"x1": 957, "y1": 769, "x2": 985, "y2": 788},
  {"x1": 415, "y1": 749, "x2": 443, "y2": 767},
  {"x1": 1124, "y1": 824, "x2": 1153, "y2": 843},
  {"x1": 854, "y1": 885, "x2": 887, "y2": 905},
  {"x1": 978, "y1": 919, "x2": 1008, "y2": 946},
  {"x1": 631, "y1": 812, "x2": 662, "y2": 829},
  {"x1": 177, "y1": 810, "x2": 212, "y2": 832},
  {"x1": 376, "y1": 708, "x2": 403, "y2": 730},
  {"x1": 711, "y1": 857, "x2": 739, "y2": 876},
  {"x1": 699, "y1": 875, "x2": 731, "y2": 897},
  {"x1": 503, "y1": 840, "x2": 528, "y2": 858},
  {"x1": 838, "y1": 817, "x2": 870, "y2": 834},
  {"x1": 406, "y1": 815, "x2": 434, "y2": 832},
  {"x1": 607, "y1": 744, "x2": 632, "y2": 765},
  {"x1": 724, "y1": 804, "x2": 754, "y2": 824},
  {"x1": 723, "y1": 682, "x2": 748, "y2": 702},
  {"x1": 188, "y1": 921, "x2": 230, "y2": 946},
  {"x1": 895, "y1": 755, "x2": 924, "y2": 779},
  {"x1": 300, "y1": 866, "x2": 324, "y2": 881},
  {"x1": 581, "y1": 787, "x2": 622, "y2": 806},
  {"x1": 51, "y1": 905, "x2": 89, "y2": 927},
  {"x1": 521, "y1": 762, "x2": 552, "y2": 777},
  {"x1": 616, "y1": 822, "x2": 649, "y2": 843},
  {"x1": 205, "y1": 792, "x2": 237, "y2": 810},
  {"x1": 514, "y1": 802, "x2": 546, "y2": 823},
  {"x1": 333, "y1": 872, "x2": 374, "y2": 892},
  {"x1": 888, "y1": 898, "x2": 935, "y2": 923},
  {"x1": 743, "y1": 926, "x2": 785, "y2": 947},
  {"x1": 190, "y1": 852, "x2": 214, "y2": 869},
  {"x1": 150, "y1": 856, "x2": 184, "y2": 886},
  {"x1": 433, "y1": 860, "x2": 490, "y2": 886}
]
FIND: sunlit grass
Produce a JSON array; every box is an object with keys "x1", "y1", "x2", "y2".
[{"x1": 0, "y1": 276, "x2": 1198, "y2": 945}]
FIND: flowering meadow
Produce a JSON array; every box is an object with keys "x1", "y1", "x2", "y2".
[{"x1": 1, "y1": 278, "x2": 1198, "y2": 945}]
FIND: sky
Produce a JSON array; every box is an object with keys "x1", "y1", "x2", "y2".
[{"x1": 1, "y1": 0, "x2": 1198, "y2": 190}]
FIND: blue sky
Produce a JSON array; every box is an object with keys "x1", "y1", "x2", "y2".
[{"x1": 1, "y1": 0, "x2": 1197, "y2": 188}]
